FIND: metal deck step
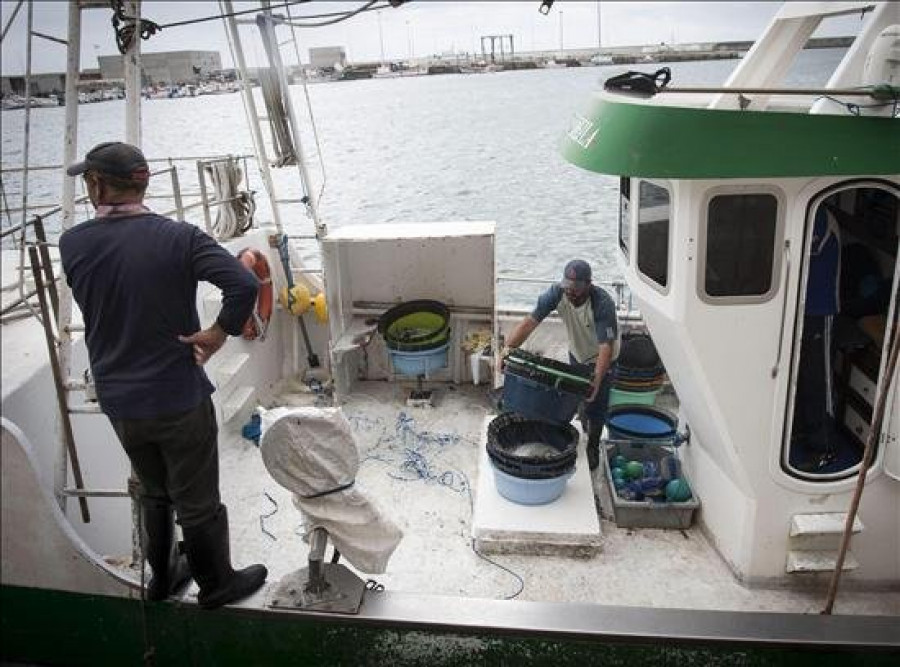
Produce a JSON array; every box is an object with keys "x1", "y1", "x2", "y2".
[
  {"x1": 222, "y1": 385, "x2": 256, "y2": 425},
  {"x1": 790, "y1": 513, "x2": 864, "y2": 537},
  {"x1": 786, "y1": 550, "x2": 859, "y2": 573},
  {"x1": 213, "y1": 352, "x2": 251, "y2": 388}
]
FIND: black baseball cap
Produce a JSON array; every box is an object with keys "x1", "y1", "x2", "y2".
[
  {"x1": 66, "y1": 141, "x2": 150, "y2": 182},
  {"x1": 560, "y1": 259, "x2": 592, "y2": 289}
]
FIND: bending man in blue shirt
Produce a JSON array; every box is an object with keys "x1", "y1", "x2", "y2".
[
  {"x1": 60, "y1": 142, "x2": 267, "y2": 609},
  {"x1": 504, "y1": 260, "x2": 619, "y2": 470}
]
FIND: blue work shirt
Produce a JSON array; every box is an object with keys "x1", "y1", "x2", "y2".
[{"x1": 60, "y1": 213, "x2": 258, "y2": 420}]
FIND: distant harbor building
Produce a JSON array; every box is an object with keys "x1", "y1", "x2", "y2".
[
  {"x1": 2, "y1": 73, "x2": 66, "y2": 96},
  {"x1": 309, "y1": 46, "x2": 347, "y2": 70},
  {"x1": 98, "y1": 50, "x2": 222, "y2": 85}
]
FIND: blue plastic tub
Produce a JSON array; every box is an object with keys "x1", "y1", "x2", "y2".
[
  {"x1": 491, "y1": 463, "x2": 573, "y2": 505},
  {"x1": 502, "y1": 371, "x2": 581, "y2": 424},
  {"x1": 388, "y1": 342, "x2": 449, "y2": 377},
  {"x1": 607, "y1": 405, "x2": 677, "y2": 442}
]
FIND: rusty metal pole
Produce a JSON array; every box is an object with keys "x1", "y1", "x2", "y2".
[{"x1": 822, "y1": 314, "x2": 899, "y2": 614}]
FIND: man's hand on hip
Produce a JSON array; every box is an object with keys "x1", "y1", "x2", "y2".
[{"x1": 178, "y1": 322, "x2": 227, "y2": 365}]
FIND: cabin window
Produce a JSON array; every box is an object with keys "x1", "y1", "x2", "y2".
[
  {"x1": 637, "y1": 181, "x2": 670, "y2": 289},
  {"x1": 619, "y1": 177, "x2": 631, "y2": 259},
  {"x1": 704, "y1": 194, "x2": 778, "y2": 298}
]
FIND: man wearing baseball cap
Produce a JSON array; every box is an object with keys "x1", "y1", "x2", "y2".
[
  {"x1": 60, "y1": 141, "x2": 268, "y2": 608},
  {"x1": 504, "y1": 259, "x2": 619, "y2": 470}
]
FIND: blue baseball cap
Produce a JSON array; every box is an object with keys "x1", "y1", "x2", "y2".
[{"x1": 560, "y1": 259, "x2": 592, "y2": 289}]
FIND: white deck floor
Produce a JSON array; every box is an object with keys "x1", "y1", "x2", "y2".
[{"x1": 216, "y1": 381, "x2": 899, "y2": 616}]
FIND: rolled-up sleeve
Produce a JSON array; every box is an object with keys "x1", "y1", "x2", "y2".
[
  {"x1": 592, "y1": 288, "x2": 618, "y2": 346},
  {"x1": 190, "y1": 229, "x2": 258, "y2": 336},
  {"x1": 531, "y1": 285, "x2": 563, "y2": 322}
]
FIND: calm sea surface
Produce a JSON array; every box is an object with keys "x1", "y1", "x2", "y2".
[{"x1": 1, "y1": 48, "x2": 845, "y2": 305}]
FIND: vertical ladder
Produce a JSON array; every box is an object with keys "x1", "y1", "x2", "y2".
[{"x1": 50, "y1": 0, "x2": 145, "y2": 521}]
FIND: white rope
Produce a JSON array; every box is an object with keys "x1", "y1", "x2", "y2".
[{"x1": 205, "y1": 160, "x2": 255, "y2": 240}]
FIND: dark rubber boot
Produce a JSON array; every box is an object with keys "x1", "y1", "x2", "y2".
[
  {"x1": 142, "y1": 500, "x2": 192, "y2": 601},
  {"x1": 182, "y1": 504, "x2": 267, "y2": 610},
  {"x1": 586, "y1": 425, "x2": 602, "y2": 471}
]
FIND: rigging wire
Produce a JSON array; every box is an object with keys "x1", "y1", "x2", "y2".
[
  {"x1": 158, "y1": 0, "x2": 313, "y2": 30},
  {"x1": 114, "y1": 0, "x2": 402, "y2": 36},
  {"x1": 284, "y1": 1, "x2": 328, "y2": 210},
  {"x1": 279, "y1": 1, "x2": 388, "y2": 28},
  {"x1": 0, "y1": 0, "x2": 24, "y2": 44}
]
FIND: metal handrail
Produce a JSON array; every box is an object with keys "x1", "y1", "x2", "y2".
[
  {"x1": 1, "y1": 153, "x2": 256, "y2": 173},
  {"x1": 770, "y1": 240, "x2": 792, "y2": 378}
]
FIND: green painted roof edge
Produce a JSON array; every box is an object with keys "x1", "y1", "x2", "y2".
[{"x1": 561, "y1": 92, "x2": 900, "y2": 179}]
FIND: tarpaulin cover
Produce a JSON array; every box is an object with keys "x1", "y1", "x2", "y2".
[{"x1": 260, "y1": 407, "x2": 402, "y2": 574}]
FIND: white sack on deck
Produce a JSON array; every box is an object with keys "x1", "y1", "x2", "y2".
[{"x1": 259, "y1": 407, "x2": 402, "y2": 574}]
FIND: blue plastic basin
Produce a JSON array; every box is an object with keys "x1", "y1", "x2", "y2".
[
  {"x1": 607, "y1": 405, "x2": 677, "y2": 442},
  {"x1": 388, "y1": 342, "x2": 449, "y2": 377},
  {"x1": 491, "y1": 463, "x2": 573, "y2": 505}
]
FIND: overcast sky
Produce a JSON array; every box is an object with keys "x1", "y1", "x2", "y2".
[{"x1": 1, "y1": 1, "x2": 863, "y2": 74}]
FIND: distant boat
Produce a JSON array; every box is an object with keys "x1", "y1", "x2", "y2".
[
  {"x1": 337, "y1": 68, "x2": 374, "y2": 81},
  {"x1": 1, "y1": 94, "x2": 59, "y2": 110}
]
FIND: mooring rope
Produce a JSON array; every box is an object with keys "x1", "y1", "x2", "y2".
[{"x1": 205, "y1": 160, "x2": 255, "y2": 240}]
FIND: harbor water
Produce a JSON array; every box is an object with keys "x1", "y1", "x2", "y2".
[{"x1": 1, "y1": 48, "x2": 845, "y2": 306}]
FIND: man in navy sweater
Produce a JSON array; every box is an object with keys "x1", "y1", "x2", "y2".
[{"x1": 60, "y1": 142, "x2": 267, "y2": 609}]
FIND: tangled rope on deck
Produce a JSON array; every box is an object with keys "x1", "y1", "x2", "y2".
[{"x1": 347, "y1": 407, "x2": 525, "y2": 599}]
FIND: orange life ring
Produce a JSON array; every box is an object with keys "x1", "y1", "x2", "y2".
[{"x1": 236, "y1": 248, "x2": 273, "y2": 341}]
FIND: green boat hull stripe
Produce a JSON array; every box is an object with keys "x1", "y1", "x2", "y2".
[
  {"x1": 561, "y1": 93, "x2": 900, "y2": 179},
  {"x1": 2, "y1": 585, "x2": 898, "y2": 665}
]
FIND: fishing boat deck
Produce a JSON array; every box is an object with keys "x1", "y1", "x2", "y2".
[{"x1": 215, "y1": 380, "x2": 899, "y2": 617}]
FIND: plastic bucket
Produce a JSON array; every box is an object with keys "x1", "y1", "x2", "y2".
[
  {"x1": 379, "y1": 300, "x2": 451, "y2": 352},
  {"x1": 486, "y1": 413, "x2": 578, "y2": 479},
  {"x1": 504, "y1": 349, "x2": 592, "y2": 394},
  {"x1": 618, "y1": 332, "x2": 661, "y2": 370},
  {"x1": 388, "y1": 343, "x2": 449, "y2": 376},
  {"x1": 609, "y1": 387, "x2": 660, "y2": 407},
  {"x1": 606, "y1": 405, "x2": 677, "y2": 442},
  {"x1": 502, "y1": 372, "x2": 582, "y2": 424},
  {"x1": 491, "y1": 464, "x2": 573, "y2": 505}
]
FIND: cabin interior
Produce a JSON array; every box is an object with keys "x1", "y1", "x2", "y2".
[{"x1": 787, "y1": 186, "x2": 899, "y2": 479}]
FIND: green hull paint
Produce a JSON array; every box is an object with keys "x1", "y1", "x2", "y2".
[
  {"x1": 561, "y1": 93, "x2": 900, "y2": 179},
  {"x1": 2, "y1": 585, "x2": 897, "y2": 666}
]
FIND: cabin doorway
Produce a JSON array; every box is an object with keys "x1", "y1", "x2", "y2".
[{"x1": 786, "y1": 184, "x2": 899, "y2": 478}]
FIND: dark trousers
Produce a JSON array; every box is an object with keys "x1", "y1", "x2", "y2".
[
  {"x1": 111, "y1": 396, "x2": 221, "y2": 528},
  {"x1": 793, "y1": 315, "x2": 834, "y2": 456},
  {"x1": 570, "y1": 354, "x2": 615, "y2": 432}
]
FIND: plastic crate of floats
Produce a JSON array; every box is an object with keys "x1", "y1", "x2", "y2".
[{"x1": 603, "y1": 441, "x2": 700, "y2": 529}]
